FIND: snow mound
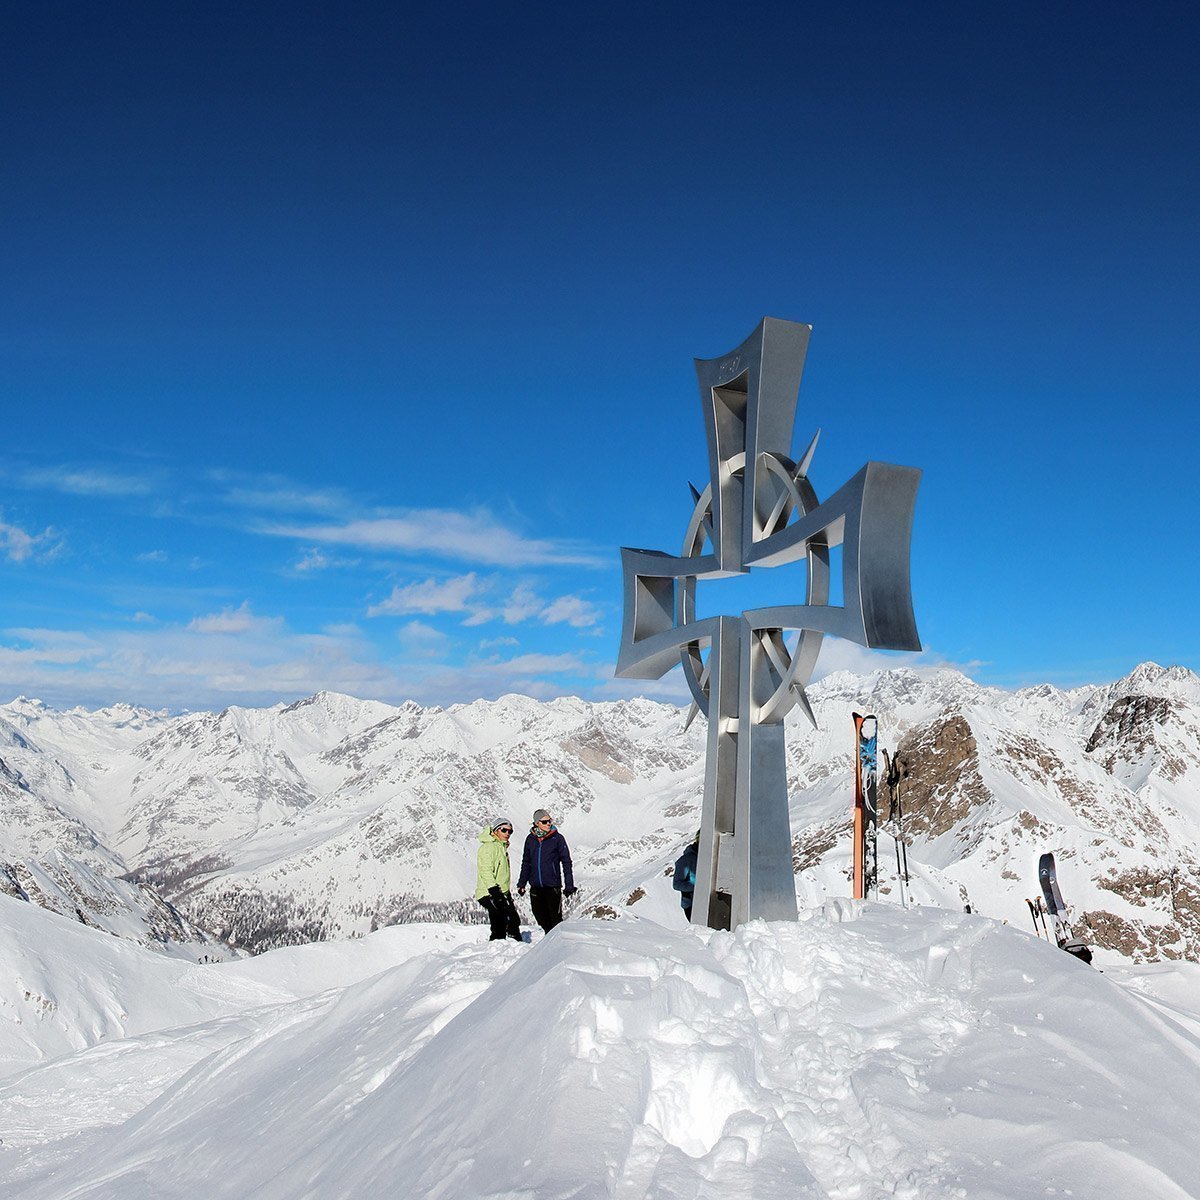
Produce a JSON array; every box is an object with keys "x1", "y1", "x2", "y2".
[
  {"x1": 6, "y1": 905, "x2": 1200, "y2": 1198},
  {"x1": 0, "y1": 896, "x2": 276, "y2": 1077}
]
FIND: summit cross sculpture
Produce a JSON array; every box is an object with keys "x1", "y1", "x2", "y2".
[{"x1": 616, "y1": 317, "x2": 922, "y2": 930}]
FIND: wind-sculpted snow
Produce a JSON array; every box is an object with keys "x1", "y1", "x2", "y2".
[
  {"x1": 3, "y1": 905, "x2": 1200, "y2": 1198},
  {"x1": 0, "y1": 897, "x2": 257, "y2": 1077}
]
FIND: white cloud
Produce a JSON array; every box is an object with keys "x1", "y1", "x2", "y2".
[
  {"x1": 0, "y1": 517, "x2": 61, "y2": 563},
  {"x1": 541, "y1": 594, "x2": 603, "y2": 628},
  {"x1": 0, "y1": 628, "x2": 102, "y2": 665},
  {"x1": 494, "y1": 583, "x2": 602, "y2": 630},
  {"x1": 0, "y1": 617, "x2": 398, "y2": 710},
  {"x1": 461, "y1": 608, "x2": 497, "y2": 627},
  {"x1": 397, "y1": 620, "x2": 451, "y2": 659},
  {"x1": 367, "y1": 573, "x2": 480, "y2": 617},
  {"x1": 262, "y1": 509, "x2": 603, "y2": 568},
  {"x1": 479, "y1": 636, "x2": 519, "y2": 649},
  {"x1": 501, "y1": 583, "x2": 544, "y2": 625},
  {"x1": 479, "y1": 652, "x2": 587, "y2": 675},
  {"x1": 593, "y1": 673, "x2": 693, "y2": 705},
  {"x1": 137, "y1": 550, "x2": 168, "y2": 563},
  {"x1": 389, "y1": 651, "x2": 598, "y2": 707},
  {"x1": 0, "y1": 614, "x2": 600, "y2": 711},
  {"x1": 21, "y1": 466, "x2": 155, "y2": 497},
  {"x1": 0, "y1": 521, "x2": 40, "y2": 563},
  {"x1": 295, "y1": 549, "x2": 330, "y2": 572},
  {"x1": 187, "y1": 602, "x2": 281, "y2": 636},
  {"x1": 808, "y1": 640, "x2": 957, "y2": 680},
  {"x1": 231, "y1": 487, "x2": 348, "y2": 513},
  {"x1": 366, "y1": 575, "x2": 605, "y2": 632},
  {"x1": 208, "y1": 468, "x2": 353, "y2": 516},
  {"x1": 594, "y1": 641, "x2": 972, "y2": 705},
  {"x1": 293, "y1": 547, "x2": 360, "y2": 573}
]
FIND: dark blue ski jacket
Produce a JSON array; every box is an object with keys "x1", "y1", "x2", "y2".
[
  {"x1": 673, "y1": 844, "x2": 697, "y2": 893},
  {"x1": 518, "y1": 830, "x2": 574, "y2": 891}
]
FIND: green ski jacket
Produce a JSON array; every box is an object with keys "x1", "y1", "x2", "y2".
[{"x1": 475, "y1": 826, "x2": 512, "y2": 899}]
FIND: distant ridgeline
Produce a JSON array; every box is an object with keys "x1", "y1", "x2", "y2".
[{"x1": 1, "y1": 664, "x2": 1198, "y2": 959}]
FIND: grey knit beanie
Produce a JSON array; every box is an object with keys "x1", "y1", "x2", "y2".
[
  {"x1": 532, "y1": 808, "x2": 551, "y2": 823},
  {"x1": 489, "y1": 816, "x2": 513, "y2": 831}
]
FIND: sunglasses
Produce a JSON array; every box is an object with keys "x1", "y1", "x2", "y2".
[
  {"x1": 495, "y1": 826, "x2": 513, "y2": 834},
  {"x1": 536, "y1": 819, "x2": 552, "y2": 826}
]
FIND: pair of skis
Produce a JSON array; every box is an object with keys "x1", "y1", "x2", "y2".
[
  {"x1": 1028, "y1": 852, "x2": 1092, "y2": 964},
  {"x1": 852, "y1": 715, "x2": 1094, "y2": 970},
  {"x1": 852, "y1": 713, "x2": 910, "y2": 904}
]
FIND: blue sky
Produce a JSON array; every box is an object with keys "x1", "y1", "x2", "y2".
[{"x1": 1, "y1": 2, "x2": 1197, "y2": 711}]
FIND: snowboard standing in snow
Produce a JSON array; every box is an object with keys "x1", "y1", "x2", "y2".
[
  {"x1": 882, "y1": 748, "x2": 910, "y2": 906},
  {"x1": 852, "y1": 714, "x2": 879, "y2": 900},
  {"x1": 1037, "y1": 853, "x2": 1093, "y2": 964}
]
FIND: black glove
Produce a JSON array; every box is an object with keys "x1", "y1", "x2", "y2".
[
  {"x1": 517, "y1": 886, "x2": 526, "y2": 896},
  {"x1": 564, "y1": 887, "x2": 577, "y2": 897},
  {"x1": 487, "y1": 885, "x2": 503, "y2": 901}
]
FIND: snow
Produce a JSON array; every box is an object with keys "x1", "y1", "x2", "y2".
[
  {"x1": 0, "y1": 898, "x2": 279, "y2": 1078},
  {"x1": 3, "y1": 896, "x2": 1200, "y2": 1198},
  {"x1": 5, "y1": 665, "x2": 1200, "y2": 1195}
]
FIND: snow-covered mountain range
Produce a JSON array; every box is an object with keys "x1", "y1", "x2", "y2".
[{"x1": 2, "y1": 662, "x2": 1199, "y2": 961}]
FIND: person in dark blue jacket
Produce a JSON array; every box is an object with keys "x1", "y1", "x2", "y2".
[
  {"x1": 516, "y1": 808, "x2": 575, "y2": 934},
  {"x1": 673, "y1": 834, "x2": 699, "y2": 922}
]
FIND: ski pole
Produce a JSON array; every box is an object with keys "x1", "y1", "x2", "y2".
[
  {"x1": 869, "y1": 804, "x2": 878, "y2": 899},
  {"x1": 892, "y1": 824, "x2": 905, "y2": 906}
]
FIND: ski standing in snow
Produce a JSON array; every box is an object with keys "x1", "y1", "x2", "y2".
[{"x1": 852, "y1": 713, "x2": 879, "y2": 899}]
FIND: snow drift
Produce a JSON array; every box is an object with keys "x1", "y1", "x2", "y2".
[{"x1": 4, "y1": 896, "x2": 1199, "y2": 1199}]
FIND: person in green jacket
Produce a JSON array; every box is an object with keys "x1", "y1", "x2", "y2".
[{"x1": 476, "y1": 817, "x2": 522, "y2": 942}]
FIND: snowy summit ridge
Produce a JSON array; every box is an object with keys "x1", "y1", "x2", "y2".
[{"x1": 2, "y1": 892, "x2": 1200, "y2": 1197}]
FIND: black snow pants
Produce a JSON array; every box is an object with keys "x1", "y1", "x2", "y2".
[
  {"x1": 529, "y1": 885, "x2": 563, "y2": 934},
  {"x1": 479, "y1": 890, "x2": 522, "y2": 941}
]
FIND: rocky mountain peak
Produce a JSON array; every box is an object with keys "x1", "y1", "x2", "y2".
[{"x1": 893, "y1": 711, "x2": 990, "y2": 846}]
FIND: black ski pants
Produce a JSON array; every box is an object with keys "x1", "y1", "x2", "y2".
[
  {"x1": 479, "y1": 891, "x2": 522, "y2": 941},
  {"x1": 529, "y1": 885, "x2": 563, "y2": 934}
]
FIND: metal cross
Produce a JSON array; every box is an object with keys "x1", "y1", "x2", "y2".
[{"x1": 616, "y1": 317, "x2": 922, "y2": 930}]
